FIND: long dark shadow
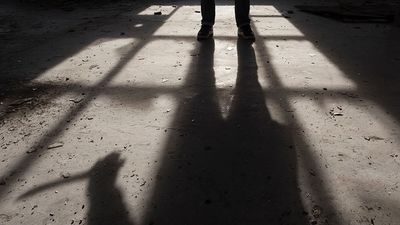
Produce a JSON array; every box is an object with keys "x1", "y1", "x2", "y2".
[
  {"x1": 225, "y1": 38, "x2": 308, "y2": 224},
  {"x1": 142, "y1": 38, "x2": 308, "y2": 224},
  {"x1": 252, "y1": 22, "x2": 342, "y2": 224}
]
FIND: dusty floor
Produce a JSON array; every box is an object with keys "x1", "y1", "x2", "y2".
[{"x1": 1, "y1": 0, "x2": 400, "y2": 224}]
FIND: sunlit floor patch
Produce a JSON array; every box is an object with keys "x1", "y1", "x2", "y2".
[
  {"x1": 33, "y1": 38, "x2": 140, "y2": 86},
  {"x1": 292, "y1": 96, "x2": 400, "y2": 223}
]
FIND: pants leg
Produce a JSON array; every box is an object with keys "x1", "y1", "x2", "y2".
[
  {"x1": 235, "y1": 0, "x2": 250, "y2": 27},
  {"x1": 201, "y1": 0, "x2": 215, "y2": 26}
]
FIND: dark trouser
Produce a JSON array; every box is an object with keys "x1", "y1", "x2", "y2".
[{"x1": 201, "y1": 0, "x2": 250, "y2": 27}]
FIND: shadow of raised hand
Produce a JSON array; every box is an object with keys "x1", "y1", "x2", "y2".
[{"x1": 19, "y1": 152, "x2": 135, "y2": 225}]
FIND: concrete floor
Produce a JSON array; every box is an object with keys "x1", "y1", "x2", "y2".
[{"x1": 0, "y1": 0, "x2": 400, "y2": 224}]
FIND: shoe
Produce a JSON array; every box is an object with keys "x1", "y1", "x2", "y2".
[
  {"x1": 197, "y1": 25, "x2": 213, "y2": 40},
  {"x1": 238, "y1": 25, "x2": 255, "y2": 40}
]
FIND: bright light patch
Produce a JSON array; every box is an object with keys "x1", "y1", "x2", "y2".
[
  {"x1": 251, "y1": 5, "x2": 305, "y2": 37},
  {"x1": 261, "y1": 39, "x2": 357, "y2": 90},
  {"x1": 33, "y1": 38, "x2": 138, "y2": 85}
]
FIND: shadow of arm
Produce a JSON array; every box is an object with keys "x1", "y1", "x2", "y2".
[{"x1": 18, "y1": 170, "x2": 90, "y2": 200}]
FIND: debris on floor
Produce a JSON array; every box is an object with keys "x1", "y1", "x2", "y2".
[{"x1": 47, "y1": 142, "x2": 64, "y2": 149}]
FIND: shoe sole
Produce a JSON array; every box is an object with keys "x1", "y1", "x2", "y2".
[{"x1": 197, "y1": 32, "x2": 213, "y2": 41}]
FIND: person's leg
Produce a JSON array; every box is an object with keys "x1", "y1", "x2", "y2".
[
  {"x1": 201, "y1": 0, "x2": 215, "y2": 26},
  {"x1": 235, "y1": 0, "x2": 254, "y2": 40},
  {"x1": 235, "y1": 0, "x2": 250, "y2": 27},
  {"x1": 198, "y1": 0, "x2": 215, "y2": 40}
]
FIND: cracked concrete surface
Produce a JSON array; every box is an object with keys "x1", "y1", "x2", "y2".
[{"x1": 0, "y1": 0, "x2": 400, "y2": 224}]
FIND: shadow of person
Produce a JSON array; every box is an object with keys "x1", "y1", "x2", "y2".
[
  {"x1": 18, "y1": 152, "x2": 135, "y2": 225},
  {"x1": 143, "y1": 38, "x2": 308, "y2": 225},
  {"x1": 87, "y1": 152, "x2": 134, "y2": 225},
  {"x1": 223, "y1": 39, "x2": 309, "y2": 224}
]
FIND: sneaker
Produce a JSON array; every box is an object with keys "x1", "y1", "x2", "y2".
[
  {"x1": 238, "y1": 25, "x2": 255, "y2": 40},
  {"x1": 197, "y1": 25, "x2": 213, "y2": 40}
]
